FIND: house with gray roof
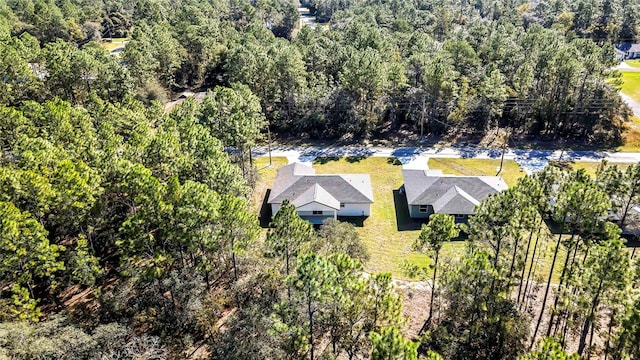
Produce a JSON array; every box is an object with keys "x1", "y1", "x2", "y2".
[
  {"x1": 402, "y1": 169, "x2": 508, "y2": 220},
  {"x1": 268, "y1": 163, "x2": 374, "y2": 224},
  {"x1": 615, "y1": 43, "x2": 640, "y2": 60}
]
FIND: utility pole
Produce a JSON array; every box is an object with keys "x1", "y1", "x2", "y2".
[
  {"x1": 267, "y1": 125, "x2": 272, "y2": 166},
  {"x1": 497, "y1": 128, "x2": 511, "y2": 176},
  {"x1": 497, "y1": 144, "x2": 506, "y2": 176},
  {"x1": 420, "y1": 95, "x2": 426, "y2": 138}
]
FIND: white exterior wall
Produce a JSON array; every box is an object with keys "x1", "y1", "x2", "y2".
[
  {"x1": 271, "y1": 202, "x2": 338, "y2": 218},
  {"x1": 272, "y1": 202, "x2": 371, "y2": 217},
  {"x1": 337, "y1": 203, "x2": 371, "y2": 217},
  {"x1": 297, "y1": 202, "x2": 338, "y2": 213}
]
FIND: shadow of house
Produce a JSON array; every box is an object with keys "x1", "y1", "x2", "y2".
[
  {"x1": 259, "y1": 189, "x2": 273, "y2": 228},
  {"x1": 393, "y1": 189, "x2": 428, "y2": 231},
  {"x1": 542, "y1": 215, "x2": 613, "y2": 236},
  {"x1": 622, "y1": 233, "x2": 640, "y2": 249},
  {"x1": 542, "y1": 217, "x2": 564, "y2": 235},
  {"x1": 393, "y1": 188, "x2": 469, "y2": 239},
  {"x1": 337, "y1": 216, "x2": 368, "y2": 227},
  {"x1": 544, "y1": 213, "x2": 640, "y2": 250}
]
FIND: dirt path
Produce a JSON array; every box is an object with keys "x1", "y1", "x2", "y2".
[
  {"x1": 621, "y1": 92, "x2": 640, "y2": 118},
  {"x1": 616, "y1": 61, "x2": 640, "y2": 72}
]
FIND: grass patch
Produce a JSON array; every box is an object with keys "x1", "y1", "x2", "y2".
[
  {"x1": 427, "y1": 158, "x2": 525, "y2": 186},
  {"x1": 101, "y1": 42, "x2": 123, "y2": 51},
  {"x1": 100, "y1": 38, "x2": 128, "y2": 52},
  {"x1": 619, "y1": 116, "x2": 640, "y2": 152},
  {"x1": 620, "y1": 71, "x2": 640, "y2": 103},
  {"x1": 104, "y1": 37, "x2": 128, "y2": 43},
  {"x1": 252, "y1": 157, "x2": 289, "y2": 213},
  {"x1": 625, "y1": 60, "x2": 640, "y2": 68},
  {"x1": 571, "y1": 161, "x2": 630, "y2": 177},
  {"x1": 535, "y1": 234, "x2": 567, "y2": 283}
]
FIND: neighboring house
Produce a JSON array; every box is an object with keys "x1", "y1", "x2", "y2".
[
  {"x1": 615, "y1": 43, "x2": 640, "y2": 60},
  {"x1": 604, "y1": 204, "x2": 640, "y2": 235},
  {"x1": 402, "y1": 169, "x2": 508, "y2": 221},
  {"x1": 268, "y1": 162, "x2": 374, "y2": 224},
  {"x1": 622, "y1": 205, "x2": 640, "y2": 235}
]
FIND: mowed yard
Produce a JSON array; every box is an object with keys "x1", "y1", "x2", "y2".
[
  {"x1": 625, "y1": 60, "x2": 640, "y2": 68},
  {"x1": 617, "y1": 71, "x2": 640, "y2": 151},
  {"x1": 253, "y1": 156, "x2": 541, "y2": 278},
  {"x1": 620, "y1": 71, "x2": 640, "y2": 103},
  {"x1": 619, "y1": 116, "x2": 640, "y2": 152},
  {"x1": 100, "y1": 38, "x2": 128, "y2": 52},
  {"x1": 572, "y1": 161, "x2": 630, "y2": 176}
]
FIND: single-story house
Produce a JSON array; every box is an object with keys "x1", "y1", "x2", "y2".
[
  {"x1": 615, "y1": 43, "x2": 640, "y2": 60},
  {"x1": 401, "y1": 169, "x2": 508, "y2": 220},
  {"x1": 268, "y1": 162, "x2": 374, "y2": 224}
]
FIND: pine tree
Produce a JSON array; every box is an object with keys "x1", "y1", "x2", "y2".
[
  {"x1": 370, "y1": 327, "x2": 418, "y2": 360},
  {"x1": 265, "y1": 200, "x2": 314, "y2": 298},
  {"x1": 288, "y1": 253, "x2": 341, "y2": 360},
  {"x1": 413, "y1": 214, "x2": 459, "y2": 332},
  {"x1": 521, "y1": 338, "x2": 580, "y2": 360}
]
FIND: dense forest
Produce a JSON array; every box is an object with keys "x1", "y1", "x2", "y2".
[
  {"x1": 1, "y1": 0, "x2": 640, "y2": 359},
  {"x1": 1, "y1": 0, "x2": 637, "y2": 142}
]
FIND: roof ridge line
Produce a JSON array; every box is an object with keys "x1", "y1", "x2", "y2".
[
  {"x1": 340, "y1": 174, "x2": 375, "y2": 202},
  {"x1": 454, "y1": 186, "x2": 481, "y2": 205}
]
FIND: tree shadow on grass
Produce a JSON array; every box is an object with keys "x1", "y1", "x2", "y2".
[
  {"x1": 313, "y1": 156, "x2": 341, "y2": 165},
  {"x1": 387, "y1": 157, "x2": 402, "y2": 166},
  {"x1": 393, "y1": 189, "x2": 428, "y2": 231},
  {"x1": 345, "y1": 155, "x2": 367, "y2": 163},
  {"x1": 259, "y1": 189, "x2": 273, "y2": 228}
]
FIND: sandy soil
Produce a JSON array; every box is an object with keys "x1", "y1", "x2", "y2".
[{"x1": 395, "y1": 278, "x2": 612, "y2": 359}]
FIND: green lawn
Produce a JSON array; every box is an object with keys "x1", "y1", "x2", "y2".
[
  {"x1": 427, "y1": 158, "x2": 526, "y2": 186},
  {"x1": 571, "y1": 161, "x2": 630, "y2": 177},
  {"x1": 104, "y1": 37, "x2": 128, "y2": 43},
  {"x1": 625, "y1": 59, "x2": 640, "y2": 68},
  {"x1": 252, "y1": 157, "x2": 289, "y2": 213},
  {"x1": 100, "y1": 38, "x2": 128, "y2": 52},
  {"x1": 619, "y1": 116, "x2": 640, "y2": 152},
  {"x1": 620, "y1": 71, "x2": 640, "y2": 103}
]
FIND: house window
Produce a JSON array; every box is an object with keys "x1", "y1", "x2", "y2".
[
  {"x1": 340, "y1": 203, "x2": 345, "y2": 208},
  {"x1": 419, "y1": 205, "x2": 428, "y2": 213},
  {"x1": 312, "y1": 210, "x2": 323, "y2": 215}
]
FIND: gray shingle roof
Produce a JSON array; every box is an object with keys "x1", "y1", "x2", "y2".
[
  {"x1": 431, "y1": 186, "x2": 480, "y2": 214},
  {"x1": 292, "y1": 183, "x2": 340, "y2": 209},
  {"x1": 268, "y1": 163, "x2": 374, "y2": 205},
  {"x1": 616, "y1": 43, "x2": 640, "y2": 52},
  {"x1": 402, "y1": 169, "x2": 507, "y2": 214}
]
